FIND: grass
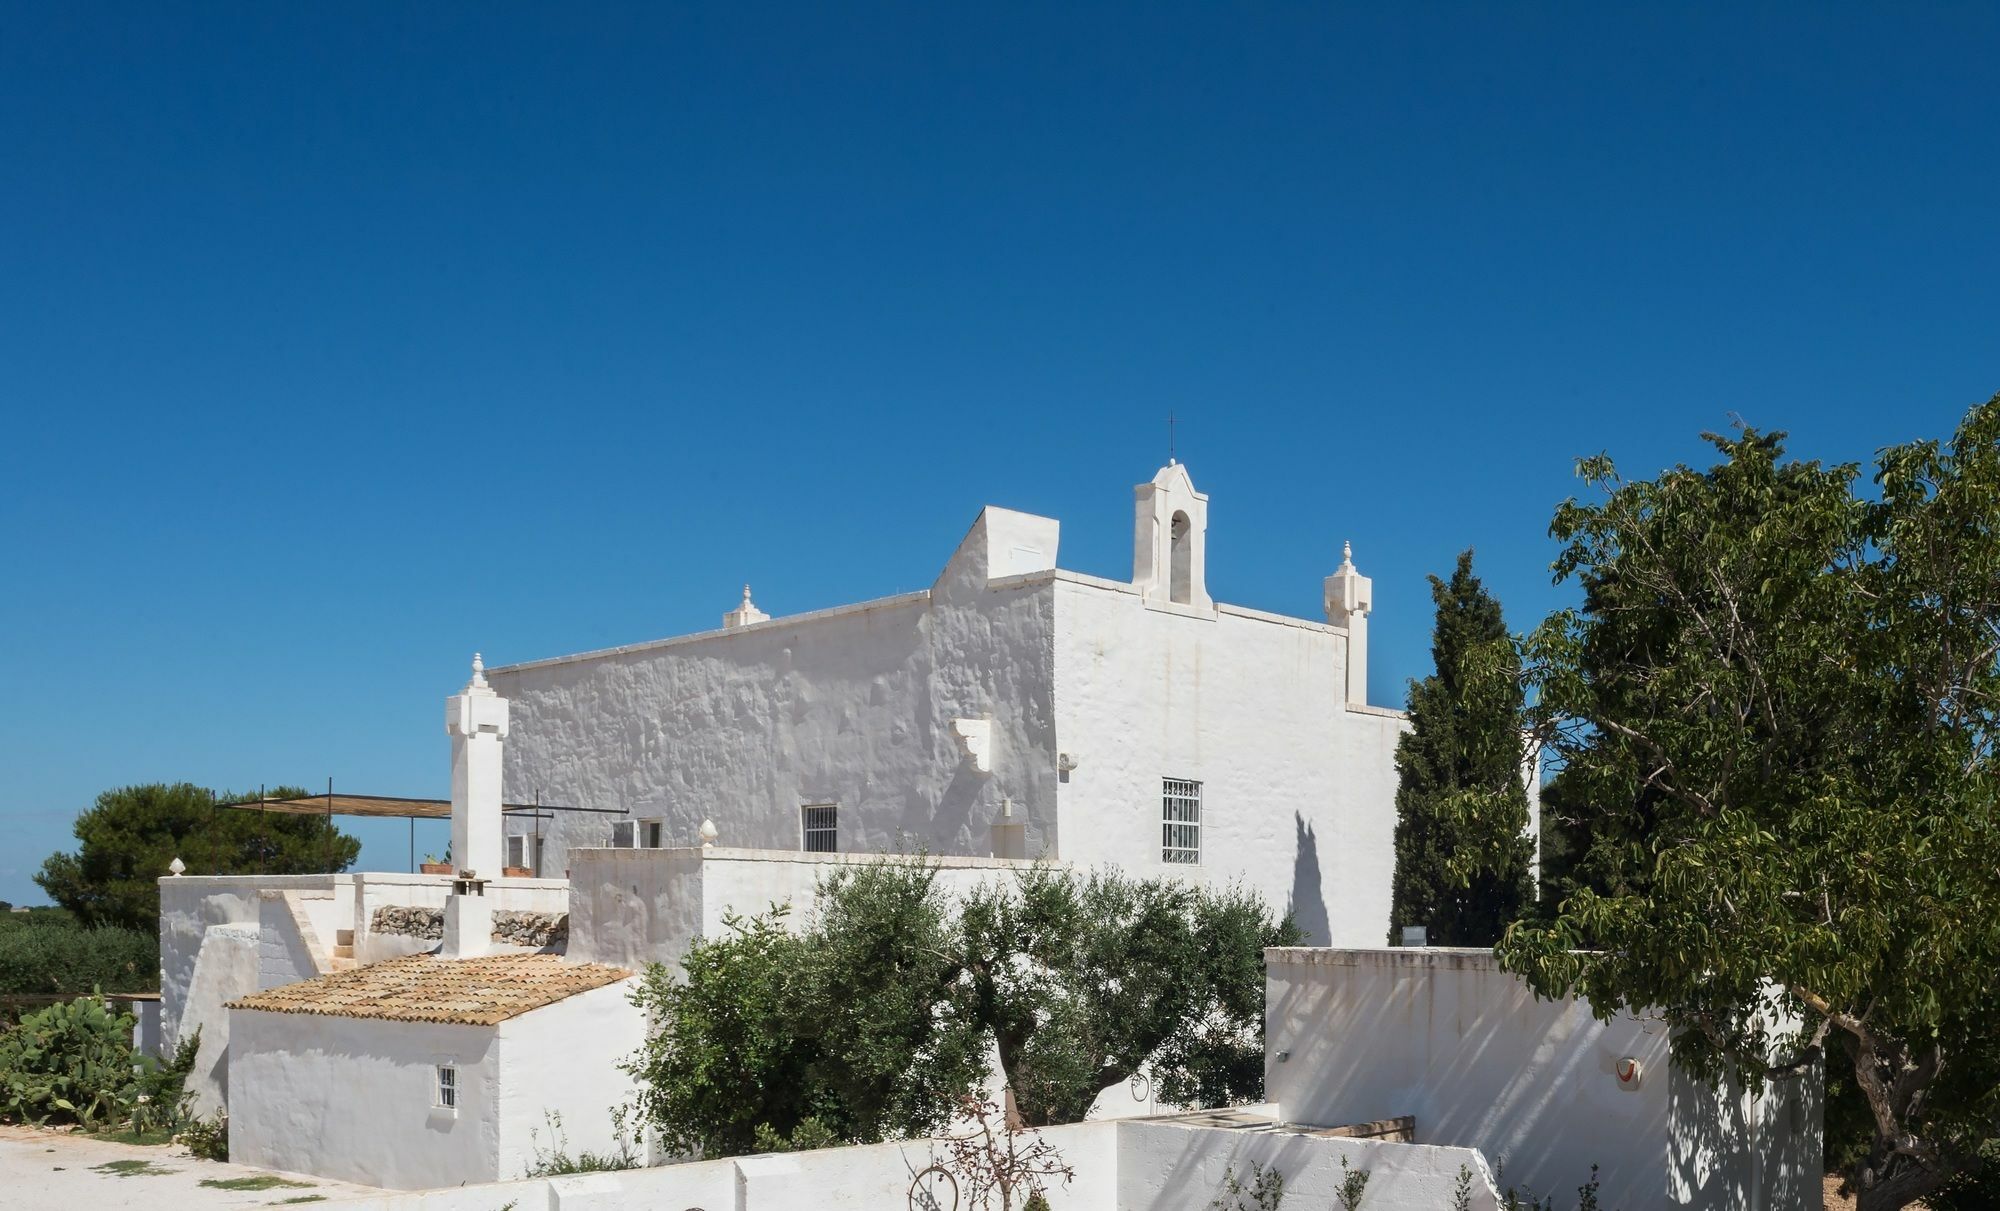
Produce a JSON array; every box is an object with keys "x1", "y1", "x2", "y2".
[
  {"x1": 84, "y1": 1124, "x2": 177, "y2": 1147},
  {"x1": 198, "y1": 1174, "x2": 314, "y2": 1191},
  {"x1": 272, "y1": 1197, "x2": 325, "y2": 1205},
  {"x1": 91, "y1": 1158, "x2": 176, "y2": 1177}
]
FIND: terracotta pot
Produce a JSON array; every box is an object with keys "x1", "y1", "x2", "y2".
[
  {"x1": 502, "y1": 866, "x2": 531, "y2": 878},
  {"x1": 420, "y1": 863, "x2": 452, "y2": 875}
]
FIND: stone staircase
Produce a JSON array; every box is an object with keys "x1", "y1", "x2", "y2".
[{"x1": 330, "y1": 929, "x2": 356, "y2": 971}]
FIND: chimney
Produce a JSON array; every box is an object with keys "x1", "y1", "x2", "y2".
[
  {"x1": 443, "y1": 653, "x2": 508, "y2": 959},
  {"x1": 1324, "y1": 543, "x2": 1373, "y2": 708}
]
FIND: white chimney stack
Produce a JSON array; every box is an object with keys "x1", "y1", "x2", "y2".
[
  {"x1": 446, "y1": 653, "x2": 509, "y2": 880},
  {"x1": 1325, "y1": 542, "x2": 1374, "y2": 708},
  {"x1": 442, "y1": 653, "x2": 508, "y2": 960}
]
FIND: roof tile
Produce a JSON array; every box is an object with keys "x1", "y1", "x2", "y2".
[{"x1": 228, "y1": 953, "x2": 632, "y2": 1026}]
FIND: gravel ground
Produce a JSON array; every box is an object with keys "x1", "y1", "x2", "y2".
[{"x1": 0, "y1": 1124, "x2": 376, "y2": 1210}]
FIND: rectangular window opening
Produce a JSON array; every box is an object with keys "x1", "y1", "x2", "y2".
[
  {"x1": 1162, "y1": 778, "x2": 1202, "y2": 865},
  {"x1": 801, "y1": 803, "x2": 839, "y2": 853},
  {"x1": 640, "y1": 819, "x2": 665, "y2": 849},
  {"x1": 436, "y1": 1064, "x2": 458, "y2": 1110}
]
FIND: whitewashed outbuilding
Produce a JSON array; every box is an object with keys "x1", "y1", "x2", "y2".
[{"x1": 226, "y1": 951, "x2": 641, "y2": 1190}]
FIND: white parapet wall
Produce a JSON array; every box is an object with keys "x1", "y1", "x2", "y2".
[
  {"x1": 566, "y1": 845, "x2": 1052, "y2": 972},
  {"x1": 1264, "y1": 947, "x2": 1823, "y2": 1211},
  {"x1": 296, "y1": 1116, "x2": 1501, "y2": 1211}
]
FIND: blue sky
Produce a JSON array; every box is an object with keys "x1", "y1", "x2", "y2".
[{"x1": 3, "y1": 5, "x2": 1996, "y2": 906}]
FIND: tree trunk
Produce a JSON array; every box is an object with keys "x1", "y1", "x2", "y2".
[{"x1": 1853, "y1": 1161, "x2": 1952, "y2": 1211}]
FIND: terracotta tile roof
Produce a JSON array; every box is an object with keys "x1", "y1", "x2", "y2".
[{"x1": 228, "y1": 953, "x2": 632, "y2": 1026}]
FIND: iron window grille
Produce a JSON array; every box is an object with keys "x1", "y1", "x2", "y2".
[
  {"x1": 436, "y1": 1064, "x2": 458, "y2": 1110},
  {"x1": 1161, "y1": 778, "x2": 1202, "y2": 864},
  {"x1": 801, "y1": 803, "x2": 839, "y2": 853}
]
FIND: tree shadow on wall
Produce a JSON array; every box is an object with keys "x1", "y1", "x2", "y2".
[{"x1": 1289, "y1": 813, "x2": 1331, "y2": 946}]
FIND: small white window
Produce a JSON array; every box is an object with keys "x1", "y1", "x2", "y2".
[
  {"x1": 505, "y1": 834, "x2": 547, "y2": 875},
  {"x1": 1162, "y1": 778, "x2": 1201, "y2": 864},
  {"x1": 640, "y1": 819, "x2": 665, "y2": 849},
  {"x1": 801, "y1": 803, "x2": 838, "y2": 853},
  {"x1": 436, "y1": 1064, "x2": 458, "y2": 1109}
]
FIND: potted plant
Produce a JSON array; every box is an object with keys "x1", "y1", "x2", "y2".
[
  {"x1": 502, "y1": 865, "x2": 531, "y2": 877},
  {"x1": 419, "y1": 846, "x2": 452, "y2": 876}
]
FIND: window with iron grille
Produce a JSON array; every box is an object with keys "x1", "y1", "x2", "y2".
[
  {"x1": 801, "y1": 803, "x2": 839, "y2": 853},
  {"x1": 1161, "y1": 778, "x2": 1202, "y2": 864},
  {"x1": 436, "y1": 1064, "x2": 458, "y2": 1109}
]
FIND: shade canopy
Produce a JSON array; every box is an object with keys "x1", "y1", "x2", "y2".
[{"x1": 218, "y1": 793, "x2": 591, "y2": 820}]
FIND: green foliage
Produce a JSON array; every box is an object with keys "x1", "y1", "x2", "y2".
[
  {"x1": 36, "y1": 782, "x2": 359, "y2": 932},
  {"x1": 177, "y1": 1111, "x2": 230, "y2": 1161},
  {"x1": 751, "y1": 1116, "x2": 839, "y2": 1154},
  {"x1": 93, "y1": 1157, "x2": 175, "y2": 1177},
  {"x1": 1334, "y1": 1153, "x2": 1370, "y2": 1210},
  {"x1": 627, "y1": 860, "x2": 1292, "y2": 1154},
  {"x1": 0, "y1": 923, "x2": 157, "y2": 996},
  {"x1": 1021, "y1": 1194, "x2": 1052, "y2": 1211},
  {"x1": 1206, "y1": 1159, "x2": 1285, "y2": 1210},
  {"x1": 198, "y1": 1174, "x2": 312, "y2": 1190},
  {"x1": 1451, "y1": 1164, "x2": 1475, "y2": 1211},
  {"x1": 960, "y1": 868, "x2": 1298, "y2": 1126},
  {"x1": 1494, "y1": 395, "x2": 2000, "y2": 1211},
  {"x1": 626, "y1": 859, "x2": 989, "y2": 1158},
  {"x1": 0, "y1": 996, "x2": 143, "y2": 1126},
  {"x1": 523, "y1": 1109, "x2": 640, "y2": 1175},
  {"x1": 1387, "y1": 549, "x2": 1535, "y2": 946}
]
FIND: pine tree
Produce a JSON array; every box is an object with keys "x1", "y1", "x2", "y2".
[{"x1": 1386, "y1": 550, "x2": 1534, "y2": 946}]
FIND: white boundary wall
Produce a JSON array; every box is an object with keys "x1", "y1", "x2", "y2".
[
  {"x1": 1265, "y1": 948, "x2": 1822, "y2": 1211},
  {"x1": 302, "y1": 1117, "x2": 1500, "y2": 1211}
]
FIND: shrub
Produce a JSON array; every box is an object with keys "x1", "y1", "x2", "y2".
[
  {"x1": 177, "y1": 1111, "x2": 229, "y2": 1161},
  {"x1": 0, "y1": 996, "x2": 143, "y2": 1126},
  {"x1": 0, "y1": 924, "x2": 158, "y2": 996},
  {"x1": 523, "y1": 1109, "x2": 638, "y2": 1176}
]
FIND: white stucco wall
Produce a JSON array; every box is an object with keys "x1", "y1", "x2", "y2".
[
  {"x1": 229, "y1": 979, "x2": 643, "y2": 1191},
  {"x1": 1264, "y1": 948, "x2": 1821, "y2": 1211},
  {"x1": 489, "y1": 507, "x2": 1063, "y2": 882},
  {"x1": 566, "y1": 846, "x2": 1044, "y2": 972},
  {"x1": 160, "y1": 875, "x2": 342, "y2": 1052},
  {"x1": 230, "y1": 1009, "x2": 504, "y2": 1189},
  {"x1": 493, "y1": 980, "x2": 646, "y2": 1179},
  {"x1": 488, "y1": 507, "x2": 1405, "y2": 948},
  {"x1": 1050, "y1": 573, "x2": 1404, "y2": 946},
  {"x1": 300, "y1": 1117, "x2": 1502, "y2": 1211}
]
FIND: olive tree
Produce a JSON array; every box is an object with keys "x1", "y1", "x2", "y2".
[{"x1": 1493, "y1": 396, "x2": 2000, "y2": 1210}]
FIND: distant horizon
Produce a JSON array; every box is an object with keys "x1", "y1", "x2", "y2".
[{"x1": 5, "y1": 4, "x2": 1997, "y2": 906}]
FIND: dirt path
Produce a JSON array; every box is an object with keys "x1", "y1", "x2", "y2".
[{"x1": 0, "y1": 1125, "x2": 376, "y2": 1210}]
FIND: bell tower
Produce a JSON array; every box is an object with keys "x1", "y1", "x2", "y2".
[{"x1": 1133, "y1": 461, "x2": 1212, "y2": 610}]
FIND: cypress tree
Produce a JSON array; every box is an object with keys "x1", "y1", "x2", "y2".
[{"x1": 1386, "y1": 550, "x2": 1534, "y2": 946}]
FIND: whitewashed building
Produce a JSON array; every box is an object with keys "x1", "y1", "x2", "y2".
[{"x1": 489, "y1": 462, "x2": 1406, "y2": 945}]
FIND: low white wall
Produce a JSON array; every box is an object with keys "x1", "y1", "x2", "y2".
[
  {"x1": 160, "y1": 875, "x2": 341, "y2": 1052},
  {"x1": 566, "y1": 846, "x2": 1045, "y2": 972},
  {"x1": 305, "y1": 1115, "x2": 1502, "y2": 1211},
  {"x1": 230, "y1": 1008, "x2": 504, "y2": 1189},
  {"x1": 1119, "y1": 1119, "x2": 1498, "y2": 1211},
  {"x1": 258, "y1": 891, "x2": 329, "y2": 988},
  {"x1": 179, "y1": 923, "x2": 259, "y2": 1116},
  {"x1": 1265, "y1": 948, "x2": 1820, "y2": 1211}
]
